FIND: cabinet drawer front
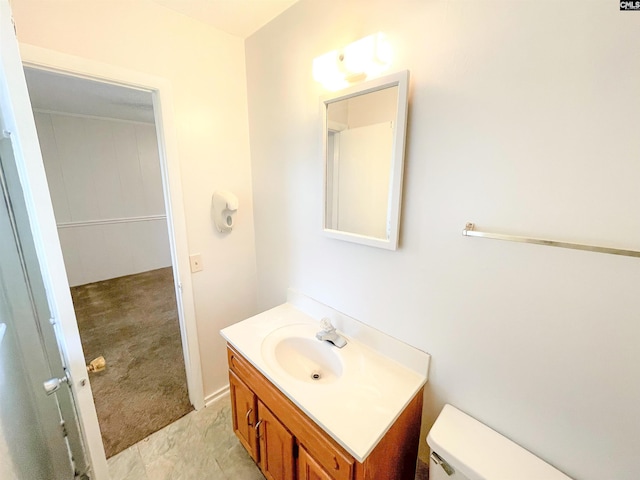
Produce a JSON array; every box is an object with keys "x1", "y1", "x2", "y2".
[{"x1": 228, "y1": 346, "x2": 257, "y2": 382}]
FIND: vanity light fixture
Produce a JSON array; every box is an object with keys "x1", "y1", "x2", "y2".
[{"x1": 312, "y1": 32, "x2": 392, "y2": 91}]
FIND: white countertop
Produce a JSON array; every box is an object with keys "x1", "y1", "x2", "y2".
[{"x1": 220, "y1": 301, "x2": 429, "y2": 462}]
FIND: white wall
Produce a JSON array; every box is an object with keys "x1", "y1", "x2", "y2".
[
  {"x1": 34, "y1": 112, "x2": 171, "y2": 286},
  {"x1": 13, "y1": 0, "x2": 258, "y2": 398},
  {"x1": 246, "y1": 1, "x2": 640, "y2": 479}
]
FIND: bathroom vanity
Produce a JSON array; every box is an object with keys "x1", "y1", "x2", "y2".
[
  {"x1": 221, "y1": 295, "x2": 430, "y2": 480},
  {"x1": 228, "y1": 345, "x2": 423, "y2": 479}
]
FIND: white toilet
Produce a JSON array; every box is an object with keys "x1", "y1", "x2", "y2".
[{"x1": 427, "y1": 404, "x2": 573, "y2": 480}]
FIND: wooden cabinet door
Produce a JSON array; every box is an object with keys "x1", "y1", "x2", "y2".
[
  {"x1": 229, "y1": 371, "x2": 259, "y2": 462},
  {"x1": 298, "y1": 445, "x2": 335, "y2": 480},
  {"x1": 257, "y1": 400, "x2": 295, "y2": 480}
]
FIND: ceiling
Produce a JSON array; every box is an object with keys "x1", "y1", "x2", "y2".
[
  {"x1": 23, "y1": 1, "x2": 298, "y2": 122},
  {"x1": 150, "y1": 0, "x2": 298, "y2": 38},
  {"x1": 24, "y1": 68, "x2": 156, "y2": 123}
]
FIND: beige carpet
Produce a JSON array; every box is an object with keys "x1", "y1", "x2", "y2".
[{"x1": 71, "y1": 267, "x2": 193, "y2": 458}]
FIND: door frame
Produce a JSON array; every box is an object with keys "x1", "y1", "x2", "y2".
[{"x1": 16, "y1": 44, "x2": 205, "y2": 477}]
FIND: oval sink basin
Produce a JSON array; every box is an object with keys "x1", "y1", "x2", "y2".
[{"x1": 261, "y1": 324, "x2": 344, "y2": 384}]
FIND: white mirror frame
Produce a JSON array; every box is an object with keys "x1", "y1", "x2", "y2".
[{"x1": 322, "y1": 70, "x2": 409, "y2": 250}]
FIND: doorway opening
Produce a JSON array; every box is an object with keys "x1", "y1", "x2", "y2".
[{"x1": 23, "y1": 67, "x2": 193, "y2": 458}]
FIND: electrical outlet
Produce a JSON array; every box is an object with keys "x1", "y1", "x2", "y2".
[{"x1": 189, "y1": 254, "x2": 203, "y2": 273}]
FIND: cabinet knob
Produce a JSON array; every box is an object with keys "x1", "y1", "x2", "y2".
[
  {"x1": 334, "y1": 456, "x2": 340, "y2": 470},
  {"x1": 245, "y1": 408, "x2": 253, "y2": 426},
  {"x1": 255, "y1": 419, "x2": 263, "y2": 439}
]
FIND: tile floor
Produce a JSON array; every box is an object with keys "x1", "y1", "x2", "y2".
[
  {"x1": 108, "y1": 396, "x2": 264, "y2": 480},
  {"x1": 108, "y1": 395, "x2": 429, "y2": 480}
]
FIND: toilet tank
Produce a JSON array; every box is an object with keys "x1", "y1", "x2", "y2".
[{"x1": 427, "y1": 404, "x2": 573, "y2": 480}]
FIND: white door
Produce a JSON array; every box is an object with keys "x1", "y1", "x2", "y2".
[
  {"x1": 0, "y1": 134, "x2": 84, "y2": 478},
  {"x1": 1, "y1": 0, "x2": 108, "y2": 477}
]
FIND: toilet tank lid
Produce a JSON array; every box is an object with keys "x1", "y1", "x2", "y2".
[{"x1": 427, "y1": 405, "x2": 573, "y2": 480}]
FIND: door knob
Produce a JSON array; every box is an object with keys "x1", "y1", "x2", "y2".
[{"x1": 43, "y1": 372, "x2": 70, "y2": 396}]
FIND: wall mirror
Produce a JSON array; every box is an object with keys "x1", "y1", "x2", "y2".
[{"x1": 322, "y1": 70, "x2": 409, "y2": 250}]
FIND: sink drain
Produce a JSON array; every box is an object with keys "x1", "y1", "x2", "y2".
[{"x1": 311, "y1": 371, "x2": 322, "y2": 381}]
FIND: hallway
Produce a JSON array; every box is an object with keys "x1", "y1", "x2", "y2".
[{"x1": 73, "y1": 267, "x2": 192, "y2": 457}]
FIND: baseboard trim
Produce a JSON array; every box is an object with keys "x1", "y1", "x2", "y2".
[{"x1": 204, "y1": 385, "x2": 230, "y2": 408}]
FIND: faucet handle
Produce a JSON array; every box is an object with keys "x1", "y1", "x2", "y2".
[{"x1": 320, "y1": 317, "x2": 335, "y2": 332}]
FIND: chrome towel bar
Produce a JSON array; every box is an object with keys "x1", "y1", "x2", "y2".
[{"x1": 462, "y1": 222, "x2": 640, "y2": 259}]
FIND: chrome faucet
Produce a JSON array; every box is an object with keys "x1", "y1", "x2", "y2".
[{"x1": 315, "y1": 318, "x2": 347, "y2": 348}]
